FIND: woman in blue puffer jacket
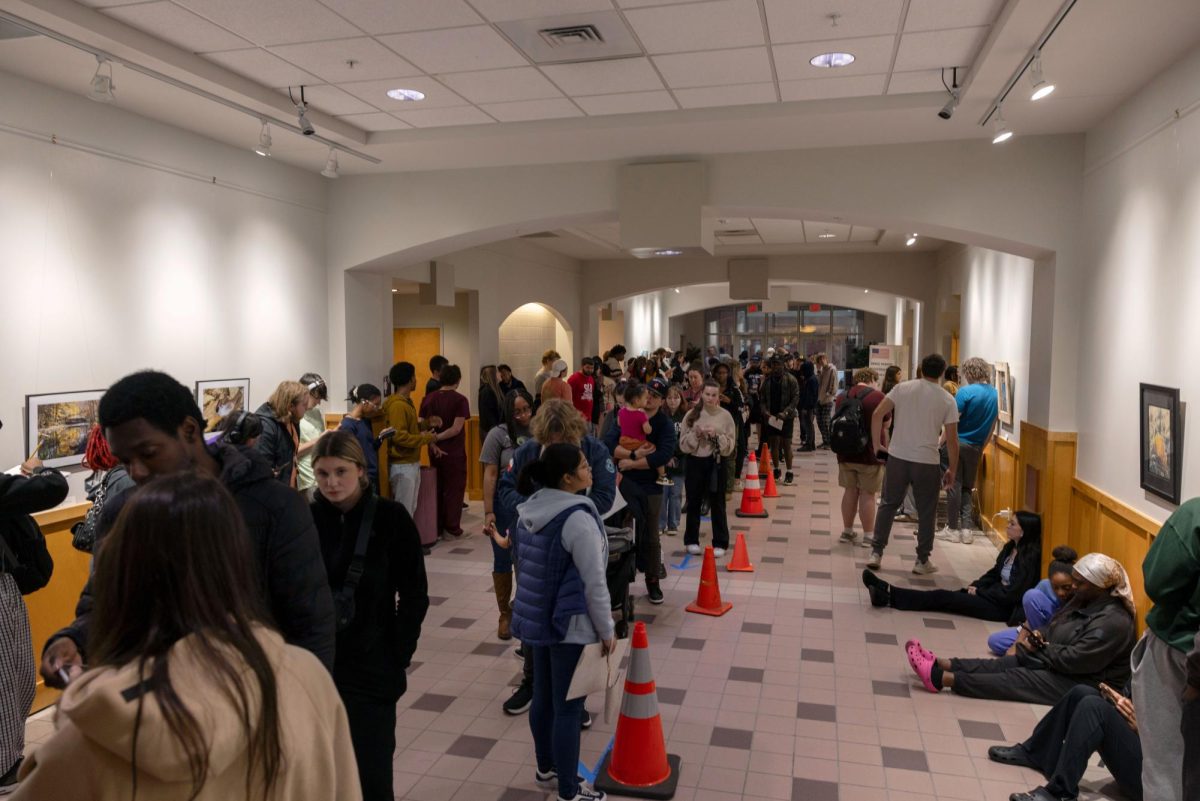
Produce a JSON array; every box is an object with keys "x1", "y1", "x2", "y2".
[{"x1": 510, "y1": 443, "x2": 615, "y2": 801}]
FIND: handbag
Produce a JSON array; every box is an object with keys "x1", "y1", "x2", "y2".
[
  {"x1": 334, "y1": 495, "x2": 377, "y2": 632},
  {"x1": 71, "y1": 470, "x2": 111, "y2": 553}
]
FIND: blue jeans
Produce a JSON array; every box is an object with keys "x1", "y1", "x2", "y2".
[
  {"x1": 987, "y1": 580, "x2": 1060, "y2": 654},
  {"x1": 530, "y1": 643, "x2": 585, "y2": 798},
  {"x1": 658, "y1": 478, "x2": 682, "y2": 530}
]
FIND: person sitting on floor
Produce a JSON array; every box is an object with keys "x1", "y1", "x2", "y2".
[
  {"x1": 987, "y1": 546, "x2": 1078, "y2": 655},
  {"x1": 987, "y1": 682, "x2": 1143, "y2": 801},
  {"x1": 903, "y1": 552, "x2": 1137, "y2": 704},
  {"x1": 861, "y1": 511, "x2": 1043, "y2": 623}
]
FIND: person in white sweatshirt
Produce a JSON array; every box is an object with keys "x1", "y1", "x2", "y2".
[{"x1": 679, "y1": 380, "x2": 737, "y2": 557}]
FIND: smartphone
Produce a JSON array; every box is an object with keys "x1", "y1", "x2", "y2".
[{"x1": 1098, "y1": 683, "x2": 1119, "y2": 705}]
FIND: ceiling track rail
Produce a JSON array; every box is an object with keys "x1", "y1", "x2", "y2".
[
  {"x1": 979, "y1": 0, "x2": 1078, "y2": 127},
  {"x1": 0, "y1": 8, "x2": 381, "y2": 165}
]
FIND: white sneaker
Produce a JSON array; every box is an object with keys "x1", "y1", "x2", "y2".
[
  {"x1": 866, "y1": 551, "x2": 882, "y2": 570},
  {"x1": 935, "y1": 526, "x2": 961, "y2": 543},
  {"x1": 686, "y1": 544, "x2": 702, "y2": 555},
  {"x1": 713, "y1": 547, "x2": 726, "y2": 558},
  {"x1": 960, "y1": 529, "x2": 978, "y2": 545},
  {"x1": 839, "y1": 529, "x2": 856, "y2": 543},
  {"x1": 912, "y1": 559, "x2": 939, "y2": 575},
  {"x1": 559, "y1": 784, "x2": 606, "y2": 801}
]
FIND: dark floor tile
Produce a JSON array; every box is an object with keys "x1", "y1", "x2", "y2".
[
  {"x1": 448, "y1": 734, "x2": 497, "y2": 758},
  {"x1": 772, "y1": 519, "x2": 793, "y2": 525},
  {"x1": 673, "y1": 637, "x2": 706, "y2": 651},
  {"x1": 768, "y1": 536, "x2": 789, "y2": 543},
  {"x1": 710, "y1": 726, "x2": 754, "y2": 749},
  {"x1": 812, "y1": 515, "x2": 830, "y2": 520},
  {"x1": 801, "y1": 648, "x2": 834, "y2": 663},
  {"x1": 872, "y1": 680, "x2": 911, "y2": 698},
  {"x1": 909, "y1": 578, "x2": 936, "y2": 587},
  {"x1": 410, "y1": 693, "x2": 456, "y2": 712},
  {"x1": 762, "y1": 556, "x2": 785, "y2": 564},
  {"x1": 728, "y1": 666, "x2": 765, "y2": 683},
  {"x1": 796, "y1": 702, "x2": 837, "y2": 722},
  {"x1": 498, "y1": 789, "x2": 543, "y2": 801},
  {"x1": 442, "y1": 617, "x2": 475, "y2": 629},
  {"x1": 959, "y1": 719, "x2": 1006, "y2": 740},
  {"x1": 635, "y1": 613, "x2": 657, "y2": 624},
  {"x1": 894, "y1": 533, "x2": 914, "y2": 540},
  {"x1": 742, "y1": 622, "x2": 773, "y2": 634},
  {"x1": 811, "y1": 530, "x2": 830, "y2": 536},
  {"x1": 472, "y1": 642, "x2": 510, "y2": 657},
  {"x1": 814, "y1": 501, "x2": 829, "y2": 506},
  {"x1": 923, "y1": 618, "x2": 957, "y2": 630},
  {"x1": 899, "y1": 553, "x2": 917, "y2": 561},
  {"x1": 450, "y1": 547, "x2": 473, "y2": 554},
  {"x1": 792, "y1": 778, "x2": 839, "y2": 801},
  {"x1": 865, "y1": 632, "x2": 898, "y2": 645},
  {"x1": 809, "y1": 548, "x2": 832, "y2": 555},
  {"x1": 657, "y1": 687, "x2": 687, "y2": 705},
  {"x1": 807, "y1": 571, "x2": 832, "y2": 580},
  {"x1": 881, "y1": 746, "x2": 929, "y2": 772},
  {"x1": 777, "y1": 504, "x2": 795, "y2": 510},
  {"x1": 428, "y1": 596, "x2": 448, "y2": 606},
  {"x1": 804, "y1": 608, "x2": 833, "y2": 620}
]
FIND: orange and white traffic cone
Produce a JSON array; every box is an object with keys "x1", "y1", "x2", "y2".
[
  {"x1": 687, "y1": 545, "x2": 734, "y2": 616},
  {"x1": 734, "y1": 453, "x2": 769, "y2": 518},
  {"x1": 726, "y1": 532, "x2": 754, "y2": 572},
  {"x1": 595, "y1": 622, "x2": 681, "y2": 800}
]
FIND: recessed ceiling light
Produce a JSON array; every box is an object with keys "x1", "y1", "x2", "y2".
[
  {"x1": 817, "y1": 229, "x2": 837, "y2": 239},
  {"x1": 387, "y1": 88, "x2": 425, "y2": 101},
  {"x1": 906, "y1": 234, "x2": 918, "y2": 246},
  {"x1": 810, "y1": 52, "x2": 855, "y2": 69},
  {"x1": 391, "y1": 288, "x2": 398, "y2": 293},
  {"x1": 655, "y1": 249, "x2": 683, "y2": 257}
]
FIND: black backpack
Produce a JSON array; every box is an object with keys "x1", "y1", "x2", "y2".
[
  {"x1": 0, "y1": 514, "x2": 54, "y2": 595},
  {"x1": 829, "y1": 387, "x2": 872, "y2": 457}
]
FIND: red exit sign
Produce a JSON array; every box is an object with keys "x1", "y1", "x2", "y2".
[
  {"x1": 747, "y1": 304, "x2": 759, "y2": 312},
  {"x1": 809, "y1": 303, "x2": 822, "y2": 312}
]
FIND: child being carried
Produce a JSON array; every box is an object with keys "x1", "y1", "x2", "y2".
[{"x1": 618, "y1": 383, "x2": 673, "y2": 486}]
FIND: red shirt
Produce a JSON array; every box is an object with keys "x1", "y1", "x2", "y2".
[
  {"x1": 419, "y1": 389, "x2": 471, "y2": 459},
  {"x1": 835, "y1": 384, "x2": 888, "y2": 466},
  {"x1": 567, "y1": 371, "x2": 595, "y2": 419}
]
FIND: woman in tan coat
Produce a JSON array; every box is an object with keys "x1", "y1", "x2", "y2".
[{"x1": 14, "y1": 473, "x2": 361, "y2": 801}]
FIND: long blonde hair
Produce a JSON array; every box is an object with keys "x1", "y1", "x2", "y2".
[{"x1": 266, "y1": 381, "x2": 308, "y2": 422}]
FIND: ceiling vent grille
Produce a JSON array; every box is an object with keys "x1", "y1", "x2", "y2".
[
  {"x1": 497, "y1": 12, "x2": 641, "y2": 65},
  {"x1": 539, "y1": 24, "x2": 604, "y2": 48},
  {"x1": 718, "y1": 229, "x2": 758, "y2": 237},
  {"x1": 520, "y1": 231, "x2": 560, "y2": 239}
]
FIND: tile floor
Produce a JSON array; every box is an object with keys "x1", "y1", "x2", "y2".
[{"x1": 24, "y1": 448, "x2": 1128, "y2": 800}]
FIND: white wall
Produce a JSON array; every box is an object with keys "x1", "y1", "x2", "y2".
[
  {"x1": 499, "y1": 302, "x2": 571, "y2": 390},
  {"x1": 1076, "y1": 44, "x2": 1200, "y2": 518},
  {"x1": 0, "y1": 70, "x2": 328, "y2": 474},
  {"x1": 391, "y1": 290, "x2": 473, "y2": 400},
  {"x1": 937, "y1": 244, "x2": 1035, "y2": 444}
]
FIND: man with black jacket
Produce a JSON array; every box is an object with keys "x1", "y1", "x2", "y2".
[{"x1": 40, "y1": 371, "x2": 335, "y2": 688}]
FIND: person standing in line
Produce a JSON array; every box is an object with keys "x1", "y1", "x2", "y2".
[
  {"x1": 743, "y1": 355, "x2": 765, "y2": 453},
  {"x1": 310, "y1": 432, "x2": 428, "y2": 801},
  {"x1": 657, "y1": 385, "x2": 687, "y2": 537},
  {"x1": 881, "y1": 365, "x2": 902, "y2": 395},
  {"x1": 254, "y1": 380, "x2": 310, "y2": 488},
  {"x1": 498, "y1": 364, "x2": 526, "y2": 396},
  {"x1": 425, "y1": 355, "x2": 448, "y2": 398},
  {"x1": 540, "y1": 360, "x2": 573, "y2": 407},
  {"x1": 834, "y1": 368, "x2": 888, "y2": 545},
  {"x1": 712, "y1": 362, "x2": 744, "y2": 498},
  {"x1": 729, "y1": 362, "x2": 751, "y2": 491},
  {"x1": 679, "y1": 380, "x2": 737, "y2": 557},
  {"x1": 1131, "y1": 498, "x2": 1200, "y2": 801},
  {"x1": 382, "y1": 362, "x2": 439, "y2": 515},
  {"x1": 603, "y1": 344, "x2": 627, "y2": 377},
  {"x1": 478, "y1": 365, "x2": 506, "y2": 437},
  {"x1": 938, "y1": 357, "x2": 999, "y2": 545},
  {"x1": 338, "y1": 384, "x2": 394, "y2": 495},
  {"x1": 420, "y1": 364, "x2": 471, "y2": 540},
  {"x1": 295, "y1": 373, "x2": 330, "y2": 492},
  {"x1": 797, "y1": 359, "x2": 818, "y2": 453},
  {"x1": 759, "y1": 357, "x2": 799, "y2": 485},
  {"x1": 866, "y1": 354, "x2": 959, "y2": 574},
  {"x1": 942, "y1": 365, "x2": 960, "y2": 396},
  {"x1": 532, "y1": 349, "x2": 561, "y2": 400},
  {"x1": 566, "y1": 357, "x2": 597, "y2": 433},
  {"x1": 681, "y1": 367, "x2": 705, "y2": 408},
  {"x1": 814, "y1": 353, "x2": 838, "y2": 449}
]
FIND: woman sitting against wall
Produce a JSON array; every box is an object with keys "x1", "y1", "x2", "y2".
[{"x1": 987, "y1": 546, "x2": 1078, "y2": 655}]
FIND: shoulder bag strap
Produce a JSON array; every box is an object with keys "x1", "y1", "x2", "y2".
[{"x1": 338, "y1": 494, "x2": 377, "y2": 601}]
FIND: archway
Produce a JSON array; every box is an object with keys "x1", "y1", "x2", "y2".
[{"x1": 497, "y1": 302, "x2": 574, "y2": 391}]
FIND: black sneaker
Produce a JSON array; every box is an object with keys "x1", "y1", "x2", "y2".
[
  {"x1": 647, "y1": 582, "x2": 664, "y2": 605},
  {"x1": 514, "y1": 644, "x2": 525, "y2": 659},
  {"x1": 773, "y1": 468, "x2": 781, "y2": 481},
  {"x1": 503, "y1": 680, "x2": 533, "y2": 715},
  {"x1": 784, "y1": 471, "x2": 794, "y2": 485},
  {"x1": 559, "y1": 785, "x2": 606, "y2": 801},
  {"x1": 581, "y1": 709, "x2": 593, "y2": 729},
  {"x1": 657, "y1": 562, "x2": 667, "y2": 580}
]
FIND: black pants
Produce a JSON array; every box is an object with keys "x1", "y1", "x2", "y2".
[
  {"x1": 888, "y1": 587, "x2": 1010, "y2": 622},
  {"x1": 734, "y1": 418, "x2": 749, "y2": 478},
  {"x1": 619, "y1": 479, "x2": 662, "y2": 582},
  {"x1": 1020, "y1": 685, "x2": 1143, "y2": 800},
  {"x1": 342, "y1": 691, "x2": 398, "y2": 801},
  {"x1": 798, "y1": 408, "x2": 815, "y2": 450},
  {"x1": 1185, "y1": 696, "x2": 1200, "y2": 800},
  {"x1": 684, "y1": 455, "x2": 729, "y2": 549},
  {"x1": 949, "y1": 655, "x2": 1082, "y2": 704}
]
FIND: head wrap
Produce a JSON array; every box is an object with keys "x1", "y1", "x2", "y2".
[{"x1": 1074, "y1": 553, "x2": 1137, "y2": 616}]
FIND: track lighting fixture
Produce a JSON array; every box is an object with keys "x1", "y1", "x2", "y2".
[
  {"x1": 991, "y1": 107, "x2": 1013, "y2": 144},
  {"x1": 1028, "y1": 53, "x2": 1055, "y2": 101},
  {"x1": 88, "y1": 55, "x2": 114, "y2": 103},
  {"x1": 321, "y1": 148, "x2": 339, "y2": 179},
  {"x1": 254, "y1": 122, "x2": 271, "y2": 157},
  {"x1": 290, "y1": 85, "x2": 316, "y2": 135}
]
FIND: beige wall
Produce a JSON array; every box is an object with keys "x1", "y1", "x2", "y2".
[{"x1": 499, "y1": 303, "x2": 571, "y2": 391}]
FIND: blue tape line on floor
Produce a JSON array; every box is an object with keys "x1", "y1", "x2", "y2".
[
  {"x1": 669, "y1": 553, "x2": 696, "y2": 570},
  {"x1": 579, "y1": 735, "x2": 615, "y2": 784}
]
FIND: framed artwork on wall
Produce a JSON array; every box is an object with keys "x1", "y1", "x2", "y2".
[
  {"x1": 1140, "y1": 383, "x2": 1183, "y2": 505},
  {"x1": 25, "y1": 389, "x2": 105, "y2": 468},
  {"x1": 195, "y1": 378, "x2": 250, "y2": 432},
  {"x1": 995, "y1": 362, "x2": 1013, "y2": 425}
]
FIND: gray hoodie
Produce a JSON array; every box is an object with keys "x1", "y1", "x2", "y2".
[{"x1": 516, "y1": 488, "x2": 614, "y2": 644}]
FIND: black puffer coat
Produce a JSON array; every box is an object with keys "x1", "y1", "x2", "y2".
[{"x1": 253, "y1": 402, "x2": 298, "y2": 485}]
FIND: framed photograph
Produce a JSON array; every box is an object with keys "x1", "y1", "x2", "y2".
[
  {"x1": 195, "y1": 378, "x2": 251, "y2": 432},
  {"x1": 995, "y1": 362, "x2": 1013, "y2": 425},
  {"x1": 1140, "y1": 383, "x2": 1183, "y2": 504},
  {"x1": 25, "y1": 389, "x2": 105, "y2": 468}
]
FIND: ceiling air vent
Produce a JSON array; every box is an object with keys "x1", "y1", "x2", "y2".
[
  {"x1": 540, "y1": 24, "x2": 604, "y2": 48},
  {"x1": 520, "y1": 232, "x2": 560, "y2": 239},
  {"x1": 498, "y1": 12, "x2": 642, "y2": 65},
  {"x1": 718, "y1": 229, "x2": 758, "y2": 237}
]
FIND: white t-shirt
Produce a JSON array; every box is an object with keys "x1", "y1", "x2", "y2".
[{"x1": 886, "y1": 378, "x2": 959, "y2": 465}]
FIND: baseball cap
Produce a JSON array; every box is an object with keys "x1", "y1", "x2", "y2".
[{"x1": 647, "y1": 377, "x2": 670, "y2": 397}]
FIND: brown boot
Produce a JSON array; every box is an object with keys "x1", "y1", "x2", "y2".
[{"x1": 493, "y1": 572, "x2": 513, "y2": 640}]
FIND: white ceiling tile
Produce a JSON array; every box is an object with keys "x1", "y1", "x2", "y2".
[
  {"x1": 803, "y1": 221, "x2": 851, "y2": 241},
  {"x1": 772, "y1": 35, "x2": 895, "y2": 80},
  {"x1": 316, "y1": 0, "x2": 483, "y2": 34},
  {"x1": 615, "y1": 0, "x2": 697, "y2": 7},
  {"x1": 674, "y1": 82, "x2": 776, "y2": 108},
  {"x1": 279, "y1": 83, "x2": 376, "y2": 114},
  {"x1": 268, "y1": 38, "x2": 421, "y2": 83},
  {"x1": 575, "y1": 91, "x2": 677, "y2": 115},
  {"x1": 337, "y1": 75, "x2": 469, "y2": 110},
  {"x1": 393, "y1": 106, "x2": 495, "y2": 127},
  {"x1": 439, "y1": 67, "x2": 563, "y2": 103},
  {"x1": 540, "y1": 58, "x2": 664, "y2": 97},
  {"x1": 624, "y1": 0, "x2": 766, "y2": 54},
  {"x1": 205, "y1": 48, "x2": 320, "y2": 87},
  {"x1": 468, "y1": 0, "x2": 616, "y2": 23},
  {"x1": 848, "y1": 226, "x2": 881, "y2": 242},
  {"x1": 103, "y1": 2, "x2": 250, "y2": 52},
  {"x1": 764, "y1": 0, "x2": 903, "y2": 44},
  {"x1": 904, "y1": 0, "x2": 1003, "y2": 32},
  {"x1": 479, "y1": 98, "x2": 584, "y2": 122},
  {"x1": 752, "y1": 218, "x2": 809, "y2": 244},
  {"x1": 336, "y1": 111, "x2": 413, "y2": 130},
  {"x1": 378, "y1": 26, "x2": 527, "y2": 73},
  {"x1": 887, "y1": 69, "x2": 951, "y2": 95},
  {"x1": 893, "y1": 27, "x2": 987, "y2": 72},
  {"x1": 653, "y1": 47, "x2": 772, "y2": 89},
  {"x1": 778, "y1": 73, "x2": 885, "y2": 101},
  {"x1": 173, "y1": 0, "x2": 361, "y2": 46}
]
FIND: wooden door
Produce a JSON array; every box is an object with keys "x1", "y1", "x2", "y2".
[{"x1": 393, "y1": 327, "x2": 442, "y2": 410}]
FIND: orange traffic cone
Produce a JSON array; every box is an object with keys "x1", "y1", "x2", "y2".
[
  {"x1": 687, "y1": 545, "x2": 734, "y2": 616},
  {"x1": 758, "y1": 441, "x2": 772, "y2": 477},
  {"x1": 596, "y1": 621, "x2": 681, "y2": 800},
  {"x1": 726, "y1": 532, "x2": 754, "y2": 572},
  {"x1": 734, "y1": 453, "x2": 769, "y2": 518},
  {"x1": 761, "y1": 461, "x2": 779, "y2": 498}
]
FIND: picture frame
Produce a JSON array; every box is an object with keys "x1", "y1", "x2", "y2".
[
  {"x1": 995, "y1": 362, "x2": 1013, "y2": 425},
  {"x1": 194, "y1": 378, "x2": 251, "y2": 432},
  {"x1": 1140, "y1": 383, "x2": 1183, "y2": 505},
  {"x1": 25, "y1": 389, "x2": 105, "y2": 469}
]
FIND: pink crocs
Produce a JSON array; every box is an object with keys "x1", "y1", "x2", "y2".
[{"x1": 905, "y1": 639, "x2": 940, "y2": 693}]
